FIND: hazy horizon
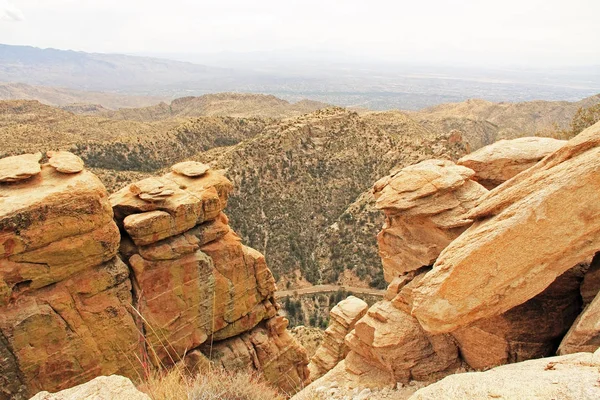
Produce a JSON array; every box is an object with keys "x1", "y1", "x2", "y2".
[{"x1": 1, "y1": 0, "x2": 599, "y2": 69}]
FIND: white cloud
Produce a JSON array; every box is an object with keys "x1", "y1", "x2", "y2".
[{"x1": 0, "y1": 0, "x2": 24, "y2": 21}]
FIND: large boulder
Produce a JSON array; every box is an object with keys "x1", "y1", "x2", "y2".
[
  {"x1": 30, "y1": 375, "x2": 150, "y2": 400},
  {"x1": 373, "y1": 160, "x2": 487, "y2": 281},
  {"x1": 410, "y1": 349, "x2": 600, "y2": 400},
  {"x1": 457, "y1": 137, "x2": 566, "y2": 189},
  {"x1": 0, "y1": 152, "x2": 42, "y2": 183},
  {"x1": 309, "y1": 296, "x2": 368, "y2": 380},
  {"x1": 412, "y1": 122, "x2": 600, "y2": 334}
]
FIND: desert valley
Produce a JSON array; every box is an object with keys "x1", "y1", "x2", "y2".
[{"x1": 1, "y1": 2, "x2": 600, "y2": 398}]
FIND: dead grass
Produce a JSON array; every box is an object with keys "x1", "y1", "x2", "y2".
[{"x1": 140, "y1": 366, "x2": 287, "y2": 400}]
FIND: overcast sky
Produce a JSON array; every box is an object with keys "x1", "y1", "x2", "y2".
[{"x1": 1, "y1": 0, "x2": 599, "y2": 67}]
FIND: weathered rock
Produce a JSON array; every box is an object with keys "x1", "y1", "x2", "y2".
[
  {"x1": 409, "y1": 349, "x2": 600, "y2": 400},
  {"x1": 110, "y1": 170, "x2": 233, "y2": 245},
  {"x1": 581, "y1": 252, "x2": 600, "y2": 306},
  {"x1": 412, "y1": 122, "x2": 600, "y2": 334},
  {"x1": 373, "y1": 159, "x2": 487, "y2": 281},
  {"x1": 30, "y1": 375, "x2": 151, "y2": 400},
  {"x1": 46, "y1": 151, "x2": 84, "y2": 174},
  {"x1": 0, "y1": 258, "x2": 141, "y2": 398},
  {"x1": 0, "y1": 166, "x2": 119, "y2": 305},
  {"x1": 309, "y1": 296, "x2": 368, "y2": 380},
  {"x1": 344, "y1": 300, "x2": 462, "y2": 385},
  {"x1": 171, "y1": 161, "x2": 210, "y2": 177},
  {"x1": 0, "y1": 152, "x2": 41, "y2": 182},
  {"x1": 130, "y1": 177, "x2": 176, "y2": 202},
  {"x1": 458, "y1": 137, "x2": 566, "y2": 189},
  {"x1": 558, "y1": 282, "x2": 600, "y2": 355},
  {"x1": 203, "y1": 316, "x2": 310, "y2": 394},
  {"x1": 451, "y1": 266, "x2": 584, "y2": 369},
  {"x1": 0, "y1": 165, "x2": 116, "y2": 259},
  {"x1": 127, "y1": 227, "x2": 277, "y2": 366}
]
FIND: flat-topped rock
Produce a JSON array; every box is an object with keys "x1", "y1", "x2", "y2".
[
  {"x1": 0, "y1": 152, "x2": 41, "y2": 182},
  {"x1": 47, "y1": 151, "x2": 84, "y2": 174},
  {"x1": 130, "y1": 177, "x2": 176, "y2": 202},
  {"x1": 412, "y1": 121, "x2": 600, "y2": 334},
  {"x1": 171, "y1": 161, "x2": 210, "y2": 177},
  {"x1": 458, "y1": 137, "x2": 566, "y2": 189},
  {"x1": 374, "y1": 159, "x2": 476, "y2": 215}
]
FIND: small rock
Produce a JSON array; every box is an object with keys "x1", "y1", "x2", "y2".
[
  {"x1": 0, "y1": 152, "x2": 42, "y2": 182},
  {"x1": 47, "y1": 151, "x2": 84, "y2": 174},
  {"x1": 353, "y1": 388, "x2": 371, "y2": 400},
  {"x1": 396, "y1": 382, "x2": 405, "y2": 389},
  {"x1": 130, "y1": 177, "x2": 177, "y2": 202},
  {"x1": 171, "y1": 161, "x2": 210, "y2": 177},
  {"x1": 315, "y1": 386, "x2": 327, "y2": 393}
]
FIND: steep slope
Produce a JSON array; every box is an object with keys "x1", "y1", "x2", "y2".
[
  {"x1": 98, "y1": 93, "x2": 330, "y2": 121},
  {"x1": 196, "y1": 108, "x2": 469, "y2": 287},
  {"x1": 413, "y1": 94, "x2": 600, "y2": 149},
  {"x1": 0, "y1": 82, "x2": 166, "y2": 109}
]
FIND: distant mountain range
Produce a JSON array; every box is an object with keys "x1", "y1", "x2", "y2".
[{"x1": 1, "y1": 43, "x2": 599, "y2": 110}]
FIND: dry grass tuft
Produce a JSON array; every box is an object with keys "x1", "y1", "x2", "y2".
[{"x1": 140, "y1": 366, "x2": 287, "y2": 400}]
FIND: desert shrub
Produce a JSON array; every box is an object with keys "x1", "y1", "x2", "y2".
[
  {"x1": 141, "y1": 366, "x2": 286, "y2": 400},
  {"x1": 570, "y1": 103, "x2": 600, "y2": 136}
]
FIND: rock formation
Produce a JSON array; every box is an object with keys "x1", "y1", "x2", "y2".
[
  {"x1": 201, "y1": 316, "x2": 310, "y2": 394},
  {"x1": 412, "y1": 122, "x2": 600, "y2": 333},
  {"x1": 0, "y1": 161, "x2": 140, "y2": 400},
  {"x1": 111, "y1": 161, "x2": 309, "y2": 391},
  {"x1": 0, "y1": 152, "x2": 42, "y2": 182},
  {"x1": 409, "y1": 349, "x2": 600, "y2": 400},
  {"x1": 373, "y1": 159, "x2": 488, "y2": 282},
  {"x1": 457, "y1": 137, "x2": 566, "y2": 189},
  {"x1": 0, "y1": 157, "x2": 308, "y2": 399},
  {"x1": 30, "y1": 375, "x2": 150, "y2": 400},
  {"x1": 294, "y1": 121, "x2": 600, "y2": 397},
  {"x1": 309, "y1": 296, "x2": 368, "y2": 380}
]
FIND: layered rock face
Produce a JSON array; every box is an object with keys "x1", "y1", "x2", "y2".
[
  {"x1": 202, "y1": 316, "x2": 310, "y2": 394},
  {"x1": 0, "y1": 154, "x2": 140, "y2": 400},
  {"x1": 0, "y1": 156, "x2": 308, "y2": 398},
  {"x1": 457, "y1": 137, "x2": 566, "y2": 189},
  {"x1": 309, "y1": 296, "x2": 368, "y2": 381},
  {"x1": 372, "y1": 160, "x2": 488, "y2": 282},
  {"x1": 111, "y1": 162, "x2": 308, "y2": 391}
]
